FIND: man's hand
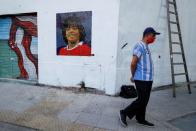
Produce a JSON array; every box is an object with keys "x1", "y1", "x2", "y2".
[
  {"x1": 130, "y1": 76, "x2": 134, "y2": 83},
  {"x1": 8, "y1": 40, "x2": 17, "y2": 49}
]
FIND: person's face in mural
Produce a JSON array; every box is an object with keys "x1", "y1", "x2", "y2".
[{"x1": 65, "y1": 26, "x2": 80, "y2": 48}]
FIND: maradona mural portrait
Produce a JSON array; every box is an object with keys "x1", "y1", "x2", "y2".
[{"x1": 56, "y1": 11, "x2": 92, "y2": 56}]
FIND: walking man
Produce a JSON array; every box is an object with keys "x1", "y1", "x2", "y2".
[{"x1": 119, "y1": 27, "x2": 160, "y2": 127}]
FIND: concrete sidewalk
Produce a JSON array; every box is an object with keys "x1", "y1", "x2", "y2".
[{"x1": 0, "y1": 81, "x2": 196, "y2": 131}]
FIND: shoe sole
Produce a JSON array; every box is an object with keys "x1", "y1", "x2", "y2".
[{"x1": 119, "y1": 112, "x2": 127, "y2": 127}]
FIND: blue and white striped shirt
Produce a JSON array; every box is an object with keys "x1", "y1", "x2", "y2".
[{"x1": 133, "y1": 41, "x2": 154, "y2": 81}]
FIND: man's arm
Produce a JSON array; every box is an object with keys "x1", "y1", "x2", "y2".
[{"x1": 130, "y1": 55, "x2": 139, "y2": 82}]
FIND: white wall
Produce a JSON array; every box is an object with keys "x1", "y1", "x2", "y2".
[
  {"x1": 0, "y1": 0, "x2": 38, "y2": 14},
  {"x1": 37, "y1": 0, "x2": 120, "y2": 95},
  {"x1": 116, "y1": 0, "x2": 196, "y2": 93},
  {"x1": 1, "y1": 0, "x2": 195, "y2": 95},
  {"x1": 0, "y1": 0, "x2": 120, "y2": 95},
  {"x1": 177, "y1": 0, "x2": 196, "y2": 81}
]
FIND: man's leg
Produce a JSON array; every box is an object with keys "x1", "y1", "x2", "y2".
[
  {"x1": 8, "y1": 42, "x2": 29, "y2": 79},
  {"x1": 22, "y1": 33, "x2": 38, "y2": 77},
  {"x1": 135, "y1": 81, "x2": 152, "y2": 121},
  {"x1": 8, "y1": 19, "x2": 29, "y2": 79},
  {"x1": 119, "y1": 80, "x2": 142, "y2": 126},
  {"x1": 135, "y1": 81, "x2": 154, "y2": 126},
  {"x1": 120, "y1": 80, "x2": 145, "y2": 119}
]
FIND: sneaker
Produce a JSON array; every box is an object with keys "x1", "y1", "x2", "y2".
[
  {"x1": 119, "y1": 110, "x2": 127, "y2": 127},
  {"x1": 137, "y1": 120, "x2": 154, "y2": 127}
]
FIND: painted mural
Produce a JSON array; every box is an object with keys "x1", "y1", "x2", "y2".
[
  {"x1": 0, "y1": 13, "x2": 38, "y2": 80},
  {"x1": 56, "y1": 11, "x2": 92, "y2": 56}
]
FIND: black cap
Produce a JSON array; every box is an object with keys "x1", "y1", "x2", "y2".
[{"x1": 143, "y1": 27, "x2": 160, "y2": 36}]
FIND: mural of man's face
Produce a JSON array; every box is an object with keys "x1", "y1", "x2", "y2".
[{"x1": 65, "y1": 26, "x2": 80, "y2": 44}]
